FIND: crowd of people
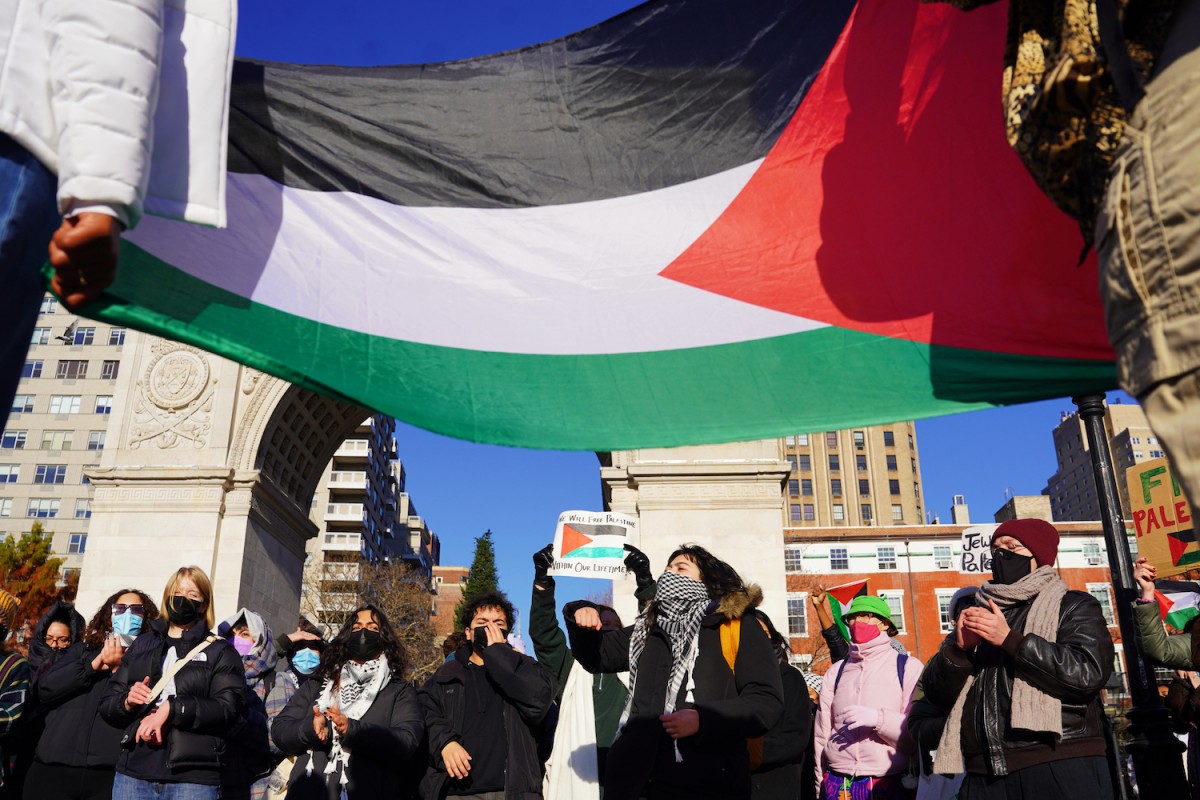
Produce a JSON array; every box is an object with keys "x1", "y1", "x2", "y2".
[{"x1": 0, "y1": 518, "x2": 1196, "y2": 799}]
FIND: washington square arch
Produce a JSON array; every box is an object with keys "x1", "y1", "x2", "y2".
[{"x1": 74, "y1": 331, "x2": 372, "y2": 635}]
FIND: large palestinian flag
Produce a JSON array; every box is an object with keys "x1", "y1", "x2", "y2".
[{"x1": 87, "y1": 0, "x2": 1117, "y2": 450}]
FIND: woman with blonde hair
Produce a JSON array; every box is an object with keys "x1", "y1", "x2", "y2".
[{"x1": 101, "y1": 566, "x2": 247, "y2": 800}]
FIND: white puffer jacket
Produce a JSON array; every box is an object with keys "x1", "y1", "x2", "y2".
[{"x1": 0, "y1": 0, "x2": 235, "y2": 229}]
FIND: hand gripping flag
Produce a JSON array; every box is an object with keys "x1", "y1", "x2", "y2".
[
  {"x1": 79, "y1": 0, "x2": 1116, "y2": 451},
  {"x1": 825, "y1": 579, "x2": 869, "y2": 642}
]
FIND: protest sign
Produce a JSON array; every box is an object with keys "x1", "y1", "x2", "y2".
[
  {"x1": 960, "y1": 524, "x2": 997, "y2": 575},
  {"x1": 1128, "y1": 458, "x2": 1196, "y2": 579},
  {"x1": 547, "y1": 511, "x2": 637, "y2": 579}
]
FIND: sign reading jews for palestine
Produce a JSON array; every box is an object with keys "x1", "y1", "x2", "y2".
[
  {"x1": 547, "y1": 511, "x2": 637, "y2": 579},
  {"x1": 1128, "y1": 458, "x2": 1196, "y2": 579},
  {"x1": 960, "y1": 524, "x2": 998, "y2": 575}
]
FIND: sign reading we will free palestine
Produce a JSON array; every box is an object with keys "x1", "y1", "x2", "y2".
[
  {"x1": 960, "y1": 524, "x2": 998, "y2": 575},
  {"x1": 547, "y1": 511, "x2": 637, "y2": 579}
]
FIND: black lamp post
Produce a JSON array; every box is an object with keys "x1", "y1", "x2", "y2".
[{"x1": 1072, "y1": 393, "x2": 1186, "y2": 797}]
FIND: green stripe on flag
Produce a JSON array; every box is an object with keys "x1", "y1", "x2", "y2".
[{"x1": 62, "y1": 242, "x2": 1119, "y2": 451}]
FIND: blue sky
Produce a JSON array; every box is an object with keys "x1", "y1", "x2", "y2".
[{"x1": 234, "y1": 2, "x2": 1128, "y2": 634}]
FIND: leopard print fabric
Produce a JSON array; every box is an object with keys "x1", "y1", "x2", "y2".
[{"x1": 929, "y1": 0, "x2": 1176, "y2": 231}]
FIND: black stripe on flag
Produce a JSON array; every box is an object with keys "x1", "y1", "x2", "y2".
[{"x1": 228, "y1": 0, "x2": 855, "y2": 208}]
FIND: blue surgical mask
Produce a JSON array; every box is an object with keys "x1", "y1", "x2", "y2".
[
  {"x1": 291, "y1": 648, "x2": 321, "y2": 675},
  {"x1": 111, "y1": 610, "x2": 144, "y2": 639}
]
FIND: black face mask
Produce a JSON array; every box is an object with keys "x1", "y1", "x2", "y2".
[
  {"x1": 991, "y1": 547, "x2": 1034, "y2": 585},
  {"x1": 472, "y1": 626, "x2": 510, "y2": 653},
  {"x1": 166, "y1": 596, "x2": 204, "y2": 626},
  {"x1": 345, "y1": 629, "x2": 384, "y2": 662}
]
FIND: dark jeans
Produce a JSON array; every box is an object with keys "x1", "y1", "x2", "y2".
[
  {"x1": 23, "y1": 761, "x2": 115, "y2": 800},
  {"x1": 111, "y1": 772, "x2": 220, "y2": 800},
  {"x1": 0, "y1": 132, "x2": 58, "y2": 433},
  {"x1": 960, "y1": 756, "x2": 1114, "y2": 800}
]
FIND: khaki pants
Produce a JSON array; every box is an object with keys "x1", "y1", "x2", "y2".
[{"x1": 1097, "y1": 1, "x2": 1200, "y2": 514}]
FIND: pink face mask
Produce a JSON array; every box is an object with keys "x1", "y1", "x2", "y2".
[
  {"x1": 849, "y1": 619, "x2": 881, "y2": 644},
  {"x1": 233, "y1": 636, "x2": 255, "y2": 657}
]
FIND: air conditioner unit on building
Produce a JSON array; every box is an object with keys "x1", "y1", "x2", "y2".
[{"x1": 935, "y1": 558, "x2": 952, "y2": 569}]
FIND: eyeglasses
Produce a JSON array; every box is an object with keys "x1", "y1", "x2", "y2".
[
  {"x1": 44, "y1": 635, "x2": 71, "y2": 646},
  {"x1": 112, "y1": 604, "x2": 146, "y2": 616}
]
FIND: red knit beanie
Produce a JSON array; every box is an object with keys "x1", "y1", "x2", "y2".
[{"x1": 992, "y1": 518, "x2": 1060, "y2": 568}]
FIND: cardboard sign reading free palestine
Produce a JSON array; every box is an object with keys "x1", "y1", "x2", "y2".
[
  {"x1": 547, "y1": 511, "x2": 637, "y2": 579},
  {"x1": 1128, "y1": 458, "x2": 1196, "y2": 579}
]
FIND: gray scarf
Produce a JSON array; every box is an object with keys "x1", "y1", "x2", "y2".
[
  {"x1": 617, "y1": 571, "x2": 711, "y2": 752},
  {"x1": 933, "y1": 566, "x2": 1067, "y2": 775}
]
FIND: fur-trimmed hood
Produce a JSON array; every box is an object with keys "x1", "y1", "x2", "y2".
[{"x1": 714, "y1": 583, "x2": 764, "y2": 621}]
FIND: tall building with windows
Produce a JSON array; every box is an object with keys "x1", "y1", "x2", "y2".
[
  {"x1": 1042, "y1": 400, "x2": 1160, "y2": 521},
  {"x1": 2, "y1": 295, "x2": 127, "y2": 580},
  {"x1": 779, "y1": 422, "x2": 924, "y2": 529}
]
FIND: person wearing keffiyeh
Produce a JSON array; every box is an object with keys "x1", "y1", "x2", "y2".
[
  {"x1": 566, "y1": 544, "x2": 783, "y2": 800},
  {"x1": 272, "y1": 605, "x2": 424, "y2": 800}
]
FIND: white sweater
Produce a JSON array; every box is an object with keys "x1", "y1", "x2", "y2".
[{"x1": 0, "y1": 0, "x2": 236, "y2": 229}]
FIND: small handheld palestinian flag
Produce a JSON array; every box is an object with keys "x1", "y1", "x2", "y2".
[
  {"x1": 826, "y1": 579, "x2": 869, "y2": 641},
  {"x1": 1154, "y1": 580, "x2": 1200, "y2": 631}
]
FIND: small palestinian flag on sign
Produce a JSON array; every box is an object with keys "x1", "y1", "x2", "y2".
[
  {"x1": 826, "y1": 579, "x2": 869, "y2": 641},
  {"x1": 560, "y1": 522, "x2": 627, "y2": 560},
  {"x1": 1155, "y1": 580, "x2": 1200, "y2": 631}
]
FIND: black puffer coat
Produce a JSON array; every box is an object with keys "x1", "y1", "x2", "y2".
[
  {"x1": 920, "y1": 590, "x2": 1113, "y2": 776},
  {"x1": 751, "y1": 663, "x2": 812, "y2": 800},
  {"x1": 566, "y1": 586, "x2": 784, "y2": 800},
  {"x1": 99, "y1": 618, "x2": 247, "y2": 785},
  {"x1": 31, "y1": 641, "x2": 124, "y2": 768}
]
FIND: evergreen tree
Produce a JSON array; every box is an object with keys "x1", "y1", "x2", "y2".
[
  {"x1": 0, "y1": 522, "x2": 66, "y2": 641},
  {"x1": 454, "y1": 529, "x2": 499, "y2": 630}
]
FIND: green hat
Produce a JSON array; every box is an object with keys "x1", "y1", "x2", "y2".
[{"x1": 844, "y1": 595, "x2": 898, "y2": 636}]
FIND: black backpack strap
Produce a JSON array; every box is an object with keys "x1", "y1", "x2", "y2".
[
  {"x1": 1095, "y1": 0, "x2": 1146, "y2": 114},
  {"x1": 833, "y1": 658, "x2": 848, "y2": 693},
  {"x1": 897, "y1": 652, "x2": 908, "y2": 689}
]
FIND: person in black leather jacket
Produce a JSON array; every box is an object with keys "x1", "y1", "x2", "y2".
[
  {"x1": 919, "y1": 519, "x2": 1115, "y2": 800},
  {"x1": 100, "y1": 566, "x2": 247, "y2": 800},
  {"x1": 25, "y1": 588, "x2": 157, "y2": 800}
]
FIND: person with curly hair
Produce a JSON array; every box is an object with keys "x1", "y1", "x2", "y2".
[
  {"x1": 24, "y1": 589, "x2": 157, "y2": 800},
  {"x1": 272, "y1": 604, "x2": 425, "y2": 800},
  {"x1": 419, "y1": 590, "x2": 556, "y2": 800},
  {"x1": 565, "y1": 544, "x2": 784, "y2": 800}
]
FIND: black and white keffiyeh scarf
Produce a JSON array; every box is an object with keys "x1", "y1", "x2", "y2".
[
  {"x1": 618, "y1": 570, "x2": 711, "y2": 757},
  {"x1": 313, "y1": 655, "x2": 391, "y2": 791}
]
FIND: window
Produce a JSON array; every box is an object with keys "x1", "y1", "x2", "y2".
[
  {"x1": 830, "y1": 547, "x2": 849, "y2": 570},
  {"x1": 11, "y1": 395, "x2": 34, "y2": 414},
  {"x1": 789, "y1": 504, "x2": 801, "y2": 522},
  {"x1": 856, "y1": 454, "x2": 867, "y2": 471},
  {"x1": 877, "y1": 546, "x2": 897, "y2": 570},
  {"x1": 72, "y1": 327, "x2": 95, "y2": 345},
  {"x1": 55, "y1": 360, "x2": 88, "y2": 379},
  {"x1": 883, "y1": 430, "x2": 895, "y2": 447},
  {"x1": 94, "y1": 396, "x2": 113, "y2": 414},
  {"x1": 30, "y1": 328, "x2": 51, "y2": 345},
  {"x1": 831, "y1": 479, "x2": 842, "y2": 496},
  {"x1": 1082, "y1": 541, "x2": 1103, "y2": 566},
  {"x1": 74, "y1": 499, "x2": 92, "y2": 519},
  {"x1": 1087, "y1": 583, "x2": 1116, "y2": 626},
  {"x1": 937, "y1": 590, "x2": 958, "y2": 633},
  {"x1": 40, "y1": 430, "x2": 73, "y2": 450},
  {"x1": 854, "y1": 430, "x2": 865, "y2": 450},
  {"x1": 1150, "y1": 450, "x2": 1165, "y2": 458},
  {"x1": 803, "y1": 504, "x2": 815, "y2": 521},
  {"x1": 889, "y1": 479, "x2": 901, "y2": 495},
  {"x1": 67, "y1": 533, "x2": 87, "y2": 554},
  {"x1": 86, "y1": 431, "x2": 105, "y2": 451},
  {"x1": 914, "y1": 483, "x2": 920, "y2": 500},
  {"x1": 911, "y1": 458, "x2": 917, "y2": 473},
  {"x1": 832, "y1": 504, "x2": 845, "y2": 522},
  {"x1": 829, "y1": 454, "x2": 840, "y2": 471},
  {"x1": 788, "y1": 479, "x2": 799, "y2": 496},
  {"x1": 21, "y1": 360, "x2": 43, "y2": 379},
  {"x1": 34, "y1": 464, "x2": 67, "y2": 484},
  {"x1": 785, "y1": 547, "x2": 803, "y2": 572},
  {"x1": 108, "y1": 328, "x2": 126, "y2": 345},
  {"x1": 787, "y1": 594, "x2": 808, "y2": 636},
  {"x1": 860, "y1": 504, "x2": 872, "y2": 522},
  {"x1": 786, "y1": 455, "x2": 798, "y2": 471},
  {"x1": 798, "y1": 454, "x2": 811, "y2": 471},
  {"x1": 797, "y1": 433, "x2": 809, "y2": 446},
  {"x1": 801, "y1": 479, "x2": 813, "y2": 496},
  {"x1": 785, "y1": 435, "x2": 795, "y2": 446},
  {"x1": 0, "y1": 499, "x2": 10, "y2": 517},
  {"x1": 826, "y1": 432, "x2": 838, "y2": 448},
  {"x1": 908, "y1": 433, "x2": 915, "y2": 449},
  {"x1": 1131, "y1": 437, "x2": 1141, "y2": 445},
  {"x1": 892, "y1": 504, "x2": 904, "y2": 521},
  {"x1": 27, "y1": 498, "x2": 60, "y2": 518},
  {"x1": 0, "y1": 431, "x2": 25, "y2": 450},
  {"x1": 100, "y1": 360, "x2": 119, "y2": 380},
  {"x1": 39, "y1": 297, "x2": 58, "y2": 315},
  {"x1": 886, "y1": 455, "x2": 898, "y2": 471},
  {"x1": 858, "y1": 479, "x2": 870, "y2": 496},
  {"x1": 1149, "y1": 436, "x2": 1159, "y2": 445},
  {"x1": 878, "y1": 591, "x2": 906, "y2": 632},
  {"x1": 61, "y1": 568, "x2": 81, "y2": 584},
  {"x1": 934, "y1": 545, "x2": 953, "y2": 569},
  {"x1": 0, "y1": 466, "x2": 18, "y2": 484},
  {"x1": 49, "y1": 395, "x2": 81, "y2": 414}
]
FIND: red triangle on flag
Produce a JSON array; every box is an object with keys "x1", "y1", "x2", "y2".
[
  {"x1": 826, "y1": 579, "x2": 868, "y2": 606},
  {"x1": 561, "y1": 524, "x2": 594, "y2": 557}
]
